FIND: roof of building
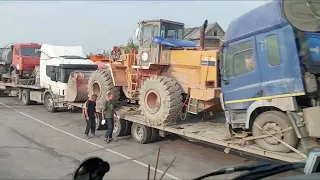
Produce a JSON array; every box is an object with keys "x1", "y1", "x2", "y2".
[
  {"x1": 184, "y1": 22, "x2": 224, "y2": 40},
  {"x1": 224, "y1": 0, "x2": 288, "y2": 44}
]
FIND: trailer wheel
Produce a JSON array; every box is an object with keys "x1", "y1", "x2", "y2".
[
  {"x1": 113, "y1": 116, "x2": 127, "y2": 137},
  {"x1": 124, "y1": 121, "x2": 133, "y2": 136},
  {"x1": 252, "y1": 111, "x2": 298, "y2": 153},
  {"x1": 96, "y1": 113, "x2": 106, "y2": 131},
  {"x1": 11, "y1": 70, "x2": 20, "y2": 85},
  {"x1": 44, "y1": 93, "x2": 57, "y2": 113},
  {"x1": 131, "y1": 123, "x2": 152, "y2": 144},
  {"x1": 150, "y1": 128, "x2": 160, "y2": 142},
  {"x1": 139, "y1": 76, "x2": 183, "y2": 126},
  {"x1": 21, "y1": 89, "x2": 31, "y2": 105},
  {"x1": 87, "y1": 70, "x2": 120, "y2": 111}
]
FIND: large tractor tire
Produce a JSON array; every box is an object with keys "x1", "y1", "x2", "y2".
[
  {"x1": 87, "y1": 70, "x2": 120, "y2": 111},
  {"x1": 252, "y1": 111, "x2": 298, "y2": 153},
  {"x1": 139, "y1": 76, "x2": 183, "y2": 126}
]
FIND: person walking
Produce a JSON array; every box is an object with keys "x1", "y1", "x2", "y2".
[
  {"x1": 84, "y1": 94, "x2": 98, "y2": 138},
  {"x1": 102, "y1": 93, "x2": 117, "y2": 143}
]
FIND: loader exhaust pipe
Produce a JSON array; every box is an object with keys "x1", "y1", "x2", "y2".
[{"x1": 200, "y1": 20, "x2": 208, "y2": 50}]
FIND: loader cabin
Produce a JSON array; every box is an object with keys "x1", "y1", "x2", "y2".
[
  {"x1": 135, "y1": 19, "x2": 187, "y2": 66},
  {"x1": 134, "y1": 19, "x2": 220, "y2": 90}
]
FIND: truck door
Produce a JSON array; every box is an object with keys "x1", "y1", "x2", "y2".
[
  {"x1": 255, "y1": 29, "x2": 298, "y2": 96},
  {"x1": 139, "y1": 24, "x2": 152, "y2": 66},
  {"x1": 221, "y1": 37, "x2": 262, "y2": 110},
  {"x1": 12, "y1": 46, "x2": 20, "y2": 70}
]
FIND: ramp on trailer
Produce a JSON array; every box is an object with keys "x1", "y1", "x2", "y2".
[{"x1": 69, "y1": 102, "x2": 306, "y2": 163}]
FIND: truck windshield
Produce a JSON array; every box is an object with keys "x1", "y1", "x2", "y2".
[{"x1": 21, "y1": 47, "x2": 41, "y2": 57}]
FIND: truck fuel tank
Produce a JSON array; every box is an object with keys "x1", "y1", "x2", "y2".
[{"x1": 0, "y1": 48, "x2": 13, "y2": 64}]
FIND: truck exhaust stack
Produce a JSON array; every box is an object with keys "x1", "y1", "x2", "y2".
[{"x1": 200, "y1": 20, "x2": 208, "y2": 50}]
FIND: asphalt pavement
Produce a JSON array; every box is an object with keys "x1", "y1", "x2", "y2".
[{"x1": 0, "y1": 96, "x2": 290, "y2": 179}]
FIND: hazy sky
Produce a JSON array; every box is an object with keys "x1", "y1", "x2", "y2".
[{"x1": 0, "y1": 1, "x2": 269, "y2": 54}]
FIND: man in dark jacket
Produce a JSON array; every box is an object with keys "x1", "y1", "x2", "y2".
[
  {"x1": 102, "y1": 93, "x2": 117, "y2": 143},
  {"x1": 84, "y1": 94, "x2": 98, "y2": 138}
]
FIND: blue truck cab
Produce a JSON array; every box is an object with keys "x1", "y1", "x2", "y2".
[{"x1": 220, "y1": 0, "x2": 320, "y2": 153}]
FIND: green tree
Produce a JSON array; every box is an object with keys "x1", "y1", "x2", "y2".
[{"x1": 123, "y1": 37, "x2": 138, "y2": 53}]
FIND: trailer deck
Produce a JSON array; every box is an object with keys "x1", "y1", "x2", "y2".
[
  {"x1": 117, "y1": 108, "x2": 305, "y2": 163},
  {"x1": 68, "y1": 102, "x2": 306, "y2": 163},
  {"x1": 0, "y1": 82, "x2": 43, "y2": 90}
]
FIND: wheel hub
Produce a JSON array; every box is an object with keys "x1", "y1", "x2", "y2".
[
  {"x1": 145, "y1": 90, "x2": 161, "y2": 113},
  {"x1": 136, "y1": 126, "x2": 144, "y2": 139},
  {"x1": 92, "y1": 82, "x2": 101, "y2": 98},
  {"x1": 262, "y1": 122, "x2": 283, "y2": 145},
  {"x1": 46, "y1": 96, "x2": 53, "y2": 108}
]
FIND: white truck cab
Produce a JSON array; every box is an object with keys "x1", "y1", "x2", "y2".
[
  {"x1": 19, "y1": 44, "x2": 99, "y2": 112},
  {"x1": 40, "y1": 44, "x2": 97, "y2": 97}
]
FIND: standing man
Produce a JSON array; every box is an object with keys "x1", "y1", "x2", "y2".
[
  {"x1": 102, "y1": 93, "x2": 117, "y2": 143},
  {"x1": 84, "y1": 94, "x2": 98, "y2": 138}
]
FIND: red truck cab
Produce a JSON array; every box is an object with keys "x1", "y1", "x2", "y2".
[
  {"x1": 12, "y1": 43, "x2": 41, "y2": 72},
  {"x1": 10, "y1": 43, "x2": 41, "y2": 83},
  {"x1": 0, "y1": 43, "x2": 41, "y2": 84}
]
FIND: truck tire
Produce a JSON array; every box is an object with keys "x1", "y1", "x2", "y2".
[
  {"x1": 11, "y1": 70, "x2": 20, "y2": 85},
  {"x1": 124, "y1": 121, "x2": 132, "y2": 136},
  {"x1": 21, "y1": 89, "x2": 31, "y2": 105},
  {"x1": 113, "y1": 117, "x2": 127, "y2": 137},
  {"x1": 252, "y1": 111, "x2": 298, "y2": 153},
  {"x1": 131, "y1": 123, "x2": 152, "y2": 144},
  {"x1": 139, "y1": 76, "x2": 183, "y2": 126},
  {"x1": 96, "y1": 113, "x2": 106, "y2": 131},
  {"x1": 44, "y1": 93, "x2": 57, "y2": 113},
  {"x1": 87, "y1": 70, "x2": 120, "y2": 111},
  {"x1": 150, "y1": 128, "x2": 160, "y2": 142}
]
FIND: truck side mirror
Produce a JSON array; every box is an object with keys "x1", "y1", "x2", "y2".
[
  {"x1": 220, "y1": 68, "x2": 229, "y2": 85},
  {"x1": 50, "y1": 69, "x2": 56, "y2": 81}
]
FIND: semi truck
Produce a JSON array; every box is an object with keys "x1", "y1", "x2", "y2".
[
  {"x1": 69, "y1": 0, "x2": 320, "y2": 163},
  {"x1": 0, "y1": 43, "x2": 41, "y2": 84},
  {"x1": 1, "y1": 0, "x2": 320, "y2": 163},
  {"x1": 0, "y1": 44, "x2": 98, "y2": 111}
]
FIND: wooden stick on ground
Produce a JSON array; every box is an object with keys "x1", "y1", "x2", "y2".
[
  {"x1": 153, "y1": 146, "x2": 161, "y2": 180},
  {"x1": 147, "y1": 164, "x2": 151, "y2": 180},
  {"x1": 254, "y1": 123, "x2": 307, "y2": 158},
  {"x1": 159, "y1": 157, "x2": 177, "y2": 180}
]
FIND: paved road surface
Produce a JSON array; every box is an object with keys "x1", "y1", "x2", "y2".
[{"x1": 0, "y1": 97, "x2": 295, "y2": 179}]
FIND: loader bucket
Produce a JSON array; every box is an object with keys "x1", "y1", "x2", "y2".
[{"x1": 66, "y1": 71, "x2": 93, "y2": 102}]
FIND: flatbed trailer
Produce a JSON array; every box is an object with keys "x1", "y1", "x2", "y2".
[
  {"x1": 0, "y1": 83, "x2": 307, "y2": 163},
  {"x1": 68, "y1": 102, "x2": 306, "y2": 163},
  {"x1": 0, "y1": 82, "x2": 43, "y2": 90},
  {"x1": 0, "y1": 82, "x2": 69, "y2": 110}
]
